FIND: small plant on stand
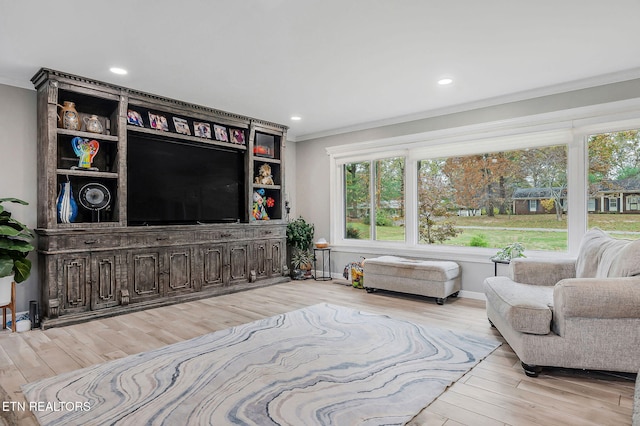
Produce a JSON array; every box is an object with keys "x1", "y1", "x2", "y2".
[{"x1": 492, "y1": 242, "x2": 526, "y2": 261}]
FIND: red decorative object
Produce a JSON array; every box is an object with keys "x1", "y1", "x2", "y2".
[{"x1": 266, "y1": 197, "x2": 275, "y2": 208}]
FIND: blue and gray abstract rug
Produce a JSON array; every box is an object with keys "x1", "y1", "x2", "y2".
[{"x1": 22, "y1": 303, "x2": 500, "y2": 425}]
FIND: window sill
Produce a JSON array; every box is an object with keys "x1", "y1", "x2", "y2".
[{"x1": 328, "y1": 241, "x2": 573, "y2": 264}]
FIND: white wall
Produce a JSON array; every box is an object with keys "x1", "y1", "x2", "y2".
[
  {"x1": 0, "y1": 84, "x2": 38, "y2": 311},
  {"x1": 294, "y1": 78, "x2": 640, "y2": 296}
]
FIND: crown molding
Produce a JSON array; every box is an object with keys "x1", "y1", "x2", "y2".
[{"x1": 298, "y1": 67, "x2": 640, "y2": 142}]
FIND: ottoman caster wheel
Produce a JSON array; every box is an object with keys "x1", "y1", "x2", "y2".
[
  {"x1": 365, "y1": 287, "x2": 375, "y2": 293},
  {"x1": 450, "y1": 292, "x2": 459, "y2": 298},
  {"x1": 521, "y1": 362, "x2": 542, "y2": 377},
  {"x1": 436, "y1": 297, "x2": 446, "y2": 305}
]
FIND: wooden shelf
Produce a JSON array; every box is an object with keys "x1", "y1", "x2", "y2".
[
  {"x1": 128, "y1": 125, "x2": 247, "y2": 151},
  {"x1": 56, "y1": 169, "x2": 118, "y2": 179},
  {"x1": 252, "y1": 156, "x2": 281, "y2": 164},
  {"x1": 253, "y1": 184, "x2": 281, "y2": 190},
  {"x1": 57, "y1": 128, "x2": 119, "y2": 142}
]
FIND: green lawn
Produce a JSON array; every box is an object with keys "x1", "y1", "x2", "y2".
[{"x1": 347, "y1": 214, "x2": 640, "y2": 251}]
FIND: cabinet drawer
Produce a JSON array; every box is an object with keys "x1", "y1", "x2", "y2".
[
  {"x1": 44, "y1": 234, "x2": 122, "y2": 251},
  {"x1": 195, "y1": 229, "x2": 245, "y2": 242},
  {"x1": 252, "y1": 227, "x2": 285, "y2": 239},
  {"x1": 129, "y1": 231, "x2": 195, "y2": 247}
]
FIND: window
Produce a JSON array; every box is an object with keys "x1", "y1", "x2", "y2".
[
  {"x1": 587, "y1": 130, "x2": 640, "y2": 239},
  {"x1": 328, "y1": 103, "x2": 640, "y2": 256},
  {"x1": 416, "y1": 145, "x2": 568, "y2": 251},
  {"x1": 344, "y1": 161, "x2": 370, "y2": 240},
  {"x1": 344, "y1": 157, "x2": 405, "y2": 241}
]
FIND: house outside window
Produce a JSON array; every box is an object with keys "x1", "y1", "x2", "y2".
[
  {"x1": 529, "y1": 200, "x2": 538, "y2": 212},
  {"x1": 588, "y1": 130, "x2": 640, "y2": 238}
]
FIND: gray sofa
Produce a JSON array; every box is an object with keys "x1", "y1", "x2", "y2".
[{"x1": 484, "y1": 228, "x2": 640, "y2": 377}]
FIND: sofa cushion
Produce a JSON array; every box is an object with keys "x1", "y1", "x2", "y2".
[
  {"x1": 484, "y1": 277, "x2": 553, "y2": 335},
  {"x1": 576, "y1": 228, "x2": 640, "y2": 278},
  {"x1": 609, "y1": 239, "x2": 640, "y2": 278}
]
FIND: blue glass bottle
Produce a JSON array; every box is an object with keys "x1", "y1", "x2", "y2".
[{"x1": 57, "y1": 181, "x2": 78, "y2": 223}]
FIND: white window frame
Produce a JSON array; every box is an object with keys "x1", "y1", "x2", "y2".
[{"x1": 327, "y1": 98, "x2": 640, "y2": 259}]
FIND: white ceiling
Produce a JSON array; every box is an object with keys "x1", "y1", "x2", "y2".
[{"x1": 2, "y1": 1, "x2": 640, "y2": 141}]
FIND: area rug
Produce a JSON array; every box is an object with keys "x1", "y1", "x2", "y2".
[{"x1": 22, "y1": 303, "x2": 500, "y2": 425}]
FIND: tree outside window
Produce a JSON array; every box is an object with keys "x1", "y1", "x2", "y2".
[
  {"x1": 344, "y1": 158, "x2": 405, "y2": 241},
  {"x1": 417, "y1": 145, "x2": 568, "y2": 250}
]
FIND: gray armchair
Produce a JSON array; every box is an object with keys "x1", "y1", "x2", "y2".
[{"x1": 484, "y1": 228, "x2": 640, "y2": 377}]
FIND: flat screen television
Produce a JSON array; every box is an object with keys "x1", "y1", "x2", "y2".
[{"x1": 127, "y1": 133, "x2": 245, "y2": 225}]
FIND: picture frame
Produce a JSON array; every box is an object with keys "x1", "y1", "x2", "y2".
[
  {"x1": 194, "y1": 121, "x2": 212, "y2": 139},
  {"x1": 149, "y1": 113, "x2": 169, "y2": 131},
  {"x1": 126, "y1": 109, "x2": 144, "y2": 127},
  {"x1": 229, "y1": 128, "x2": 246, "y2": 145},
  {"x1": 173, "y1": 117, "x2": 191, "y2": 135},
  {"x1": 213, "y1": 124, "x2": 228, "y2": 142}
]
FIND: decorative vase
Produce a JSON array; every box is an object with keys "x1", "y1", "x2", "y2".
[
  {"x1": 83, "y1": 115, "x2": 103, "y2": 134},
  {"x1": 57, "y1": 181, "x2": 78, "y2": 223},
  {"x1": 58, "y1": 101, "x2": 81, "y2": 130},
  {"x1": 0, "y1": 275, "x2": 13, "y2": 306}
]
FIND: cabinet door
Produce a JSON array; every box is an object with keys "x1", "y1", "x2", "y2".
[
  {"x1": 58, "y1": 255, "x2": 91, "y2": 314},
  {"x1": 90, "y1": 252, "x2": 122, "y2": 310},
  {"x1": 200, "y1": 244, "x2": 225, "y2": 288},
  {"x1": 252, "y1": 240, "x2": 269, "y2": 280},
  {"x1": 228, "y1": 242, "x2": 249, "y2": 284},
  {"x1": 269, "y1": 239, "x2": 284, "y2": 277},
  {"x1": 165, "y1": 247, "x2": 195, "y2": 295},
  {"x1": 128, "y1": 250, "x2": 162, "y2": 303}
]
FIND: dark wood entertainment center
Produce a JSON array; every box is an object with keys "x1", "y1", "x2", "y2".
[{"x1": 32, "y1": 68, "x2": 289, "y2": 328}]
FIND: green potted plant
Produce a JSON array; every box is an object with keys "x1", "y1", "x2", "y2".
[
  {"x1": 0, "y1": 198, "x2": 34, "y2": 318},
  {"x1": 290, "y1": 247, "x2": 314, "y2": 280},
  {"x1": 0, "y1": 198, "x2": 34, "y2": 283},
  {"x1": 286, "y1": 217, "x2": 315, "y2": 279},
  {"x1": 492, "y1": 242, "x2": 526, "y2": 261}
]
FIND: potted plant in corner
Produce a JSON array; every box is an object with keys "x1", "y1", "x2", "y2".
[
  {"x1": 0, "y1": 198, "x2": 35, "y2": 303},
  {"x1": 286, "y1": 217, "x2": 315, "y2": 280}
]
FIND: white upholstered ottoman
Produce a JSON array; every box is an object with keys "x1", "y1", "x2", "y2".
[{"x1": 363, "y1": 256, "x2": 461, "y2": 304}]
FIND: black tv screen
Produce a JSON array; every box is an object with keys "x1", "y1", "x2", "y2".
[{"x1": 127, "y1": 133, "x2": 245, "y2": 225}]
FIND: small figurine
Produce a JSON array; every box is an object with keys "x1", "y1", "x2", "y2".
[
  {"x1": 252, "y1": 190, "x2": 270, "y2": 220},
  {"x1": 71, "y1": 137, "x2": 99, "y2": 170},
  {"x1": 252, "y1": 189, "x2": 275, "y2": 220},
  {"x1": 255, "y1": 163, "x2": 275, "y2": 186}
]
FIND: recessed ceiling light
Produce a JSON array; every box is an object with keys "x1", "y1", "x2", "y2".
[
  {"x1": 291, "y1": 116, "x2": 302, "y2": 121},
  {"x1": 438, "y1": 78, "x2": 453, "y2": 85},
  {"x1": 110, "y1": 67, "x2": 128, "y2": 75}
]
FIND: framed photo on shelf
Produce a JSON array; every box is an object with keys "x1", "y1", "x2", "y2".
[
  {"x1": 173, "y1": 117, "x2": 191, "y2": 135},
  {"x1": 127, "y1": 109, "x2": 144, "y2": 127},
  {"x1": 213, "y1": 124, "x2": 228, "y2": 142},
  {"x1": 149, "y1": 113, "x2": 169, "y2": 131},
  {"x1": 194, "y1": 121, "x2": 212, "y2": 139},
  {"x1": 229, "y1": 128, "x2": 246, "y2": 145}
]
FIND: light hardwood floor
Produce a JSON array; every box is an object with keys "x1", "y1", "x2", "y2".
[{"x1": 0, "y1": 280, "x2": 635, "y2": 425}]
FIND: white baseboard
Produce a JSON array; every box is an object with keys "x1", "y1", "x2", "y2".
[{"x1": 458, "y1": 290, "x2": 486, "y2": 301}]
